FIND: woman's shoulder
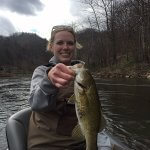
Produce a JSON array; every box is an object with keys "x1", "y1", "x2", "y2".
[
  {"x1": 34, "y1": 65, "x2": 48, "y2": 72},
  {"x1": 34, "y1": 62, "x2": 55, "y2": 71}
]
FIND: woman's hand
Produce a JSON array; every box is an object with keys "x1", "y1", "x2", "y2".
[{"x1": 48, "y1": 63, "x2": 75, "y2": 88}]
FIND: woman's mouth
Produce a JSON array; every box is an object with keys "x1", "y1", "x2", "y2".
[{"x1": 60, "y1": 52, "x2": 70, "y2": 57}]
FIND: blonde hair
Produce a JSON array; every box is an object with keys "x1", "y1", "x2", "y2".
[{"x1": 47, "y1": 25, "x2": 82, "y2": 51}]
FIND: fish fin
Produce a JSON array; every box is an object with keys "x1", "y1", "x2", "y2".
[
  {"x1": 72, "y1": 123, "x2": 85, "y2": 140},
  {"x1": 67, "y1": 94, "x2": 75, "y2": 104}
]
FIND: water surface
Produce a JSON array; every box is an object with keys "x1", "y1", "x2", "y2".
[
  {"x1": 0, "y1": 76, "x2": 150, "y2": 149},
  {"x1": 96, "y1": 78, "x2": 150, "y2": 149}
]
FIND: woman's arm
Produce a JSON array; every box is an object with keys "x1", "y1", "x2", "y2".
[{"x1": 29, "y1": 65, "x2": 58, "y2": 112}]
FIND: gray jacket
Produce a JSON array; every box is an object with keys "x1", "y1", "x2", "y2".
[{"x1": 29, "y1": 57, "x2": 82, "y2": 112}]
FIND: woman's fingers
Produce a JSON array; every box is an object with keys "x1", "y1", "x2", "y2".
[
  {"x1": 51, "y1": 75, "x2": 68, "y2": 87},
  {"x1": 56, "y1": 63, "x2": 75, "y2": 78},
  {"x1": 48, "y1": 63, "x2": 75, "y2": 88}
]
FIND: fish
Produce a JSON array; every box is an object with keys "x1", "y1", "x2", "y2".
[{"x1": 70, "y1": 63, "x2": 105, "y2": 150}]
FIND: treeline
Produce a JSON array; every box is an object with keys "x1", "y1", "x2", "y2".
[
  {"x1": 0, "y1": 33, "x2": 51, "y2": 72},
  {"x1": 1, "y1": 0, "x2": 150, "y2": 73},
  {"x1": 75, "y1": 0, "x2": 150, "y2": 69}
]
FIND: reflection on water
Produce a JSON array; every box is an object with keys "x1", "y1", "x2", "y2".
[
  {"x1": 0, "y1": 76, "x2": 31, "y2": 150},
  {"x1": 0, "y1": 76, "x2": 150, "y2": 149},
  {"x1": 96, "y1": 78, "x2": 150, "y2": 150}
]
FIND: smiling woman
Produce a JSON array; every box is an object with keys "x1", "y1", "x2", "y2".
[{"x1": 27, "y1": 25, "x2": 86, "y2": 150}]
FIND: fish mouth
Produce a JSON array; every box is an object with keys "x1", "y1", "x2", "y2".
[{"x1": 76, "y1": 81, "x2": 86, "y2": 89}]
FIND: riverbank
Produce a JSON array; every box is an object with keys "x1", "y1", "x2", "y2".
[
  {"x1": 0, "y1": 66, "x2": 33, "y2": 77},
  {"x1": 93, "y1": 63, "x2": 150, "y2": 79},
  {"x1": 1, "y1": 63, "x2": 150, "y2": 79},
  {"x1": 0, "y1": 70, "x2": 32, "y2": 78}
]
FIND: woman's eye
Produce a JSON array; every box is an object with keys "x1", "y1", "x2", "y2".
[
  {"x1": 56, "y1": 41, "x2": 64, "y2": 45},
  {"x1": 55, "y1": 41, "x2": 74, "y2": 46},
  {"x1": 67, "y1": 41, "x2": 74, "y2": 45}
]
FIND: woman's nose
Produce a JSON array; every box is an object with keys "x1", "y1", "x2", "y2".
[{"x1": 63, "y1": 43, "x2": 69, "y2": 49}]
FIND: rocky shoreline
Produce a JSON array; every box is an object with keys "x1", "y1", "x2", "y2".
[
  {"x1": 1, "y1": 64, "x2": 150, "y2": 79},
  {"x1": 0, "y1": 70, "x2": 32, "y2": 77},
  {"x1": 93, "y1": 71, "x2": 150, "y2": 79},
  {"x1": 92, "y1": 64, "x2": 150, "y2": 79}
]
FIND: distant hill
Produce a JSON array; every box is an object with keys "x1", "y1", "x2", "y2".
[{"x1": 0, "y1": 32, "x2": 52, "y2": 72}]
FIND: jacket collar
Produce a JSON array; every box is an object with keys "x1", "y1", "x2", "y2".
[{"x1": 49, "y1": 56, "x2": 84, "y2": 66}]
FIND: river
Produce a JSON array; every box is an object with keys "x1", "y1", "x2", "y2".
[{"x1": 0, "y1": 75, "x2": 150, "y2": 150}]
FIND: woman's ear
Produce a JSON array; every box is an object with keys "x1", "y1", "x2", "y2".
[
  {"x1": 48, "y1": 43, "x2": 54, "y2": 53},
  {"x1": 50, "y1": 47, "x2": 54, "y2": 53}
]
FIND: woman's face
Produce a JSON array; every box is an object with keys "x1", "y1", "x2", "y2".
[{"x1": 51, "y1": 31, "x2": 76, "y2": 65}]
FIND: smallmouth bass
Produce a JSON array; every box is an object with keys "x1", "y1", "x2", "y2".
[{"x1": 71, "y1": 63, "x2": 105, "y2": 150}]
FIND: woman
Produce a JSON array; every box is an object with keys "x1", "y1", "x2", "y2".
[{"x1": 27, "y1": 25, "x2": 86, "y2": 150}]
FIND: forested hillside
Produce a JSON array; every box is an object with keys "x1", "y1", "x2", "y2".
[
  {"x1": 1, "y1": 0, "x2": 150, "y2": 77},
  {"x1": 0, "y1": 33, "x2": 51, "y2": 73},
  {"x1": 76, "y1": 0, "x2": 150, "y2": 68},
  {"x1": 75, "y1": 0, "x2": 150, "y2": 78}
]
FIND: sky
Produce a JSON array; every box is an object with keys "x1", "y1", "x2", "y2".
[{"x1": 0, "y1": 0, "x2": 83, "y2": 39}]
